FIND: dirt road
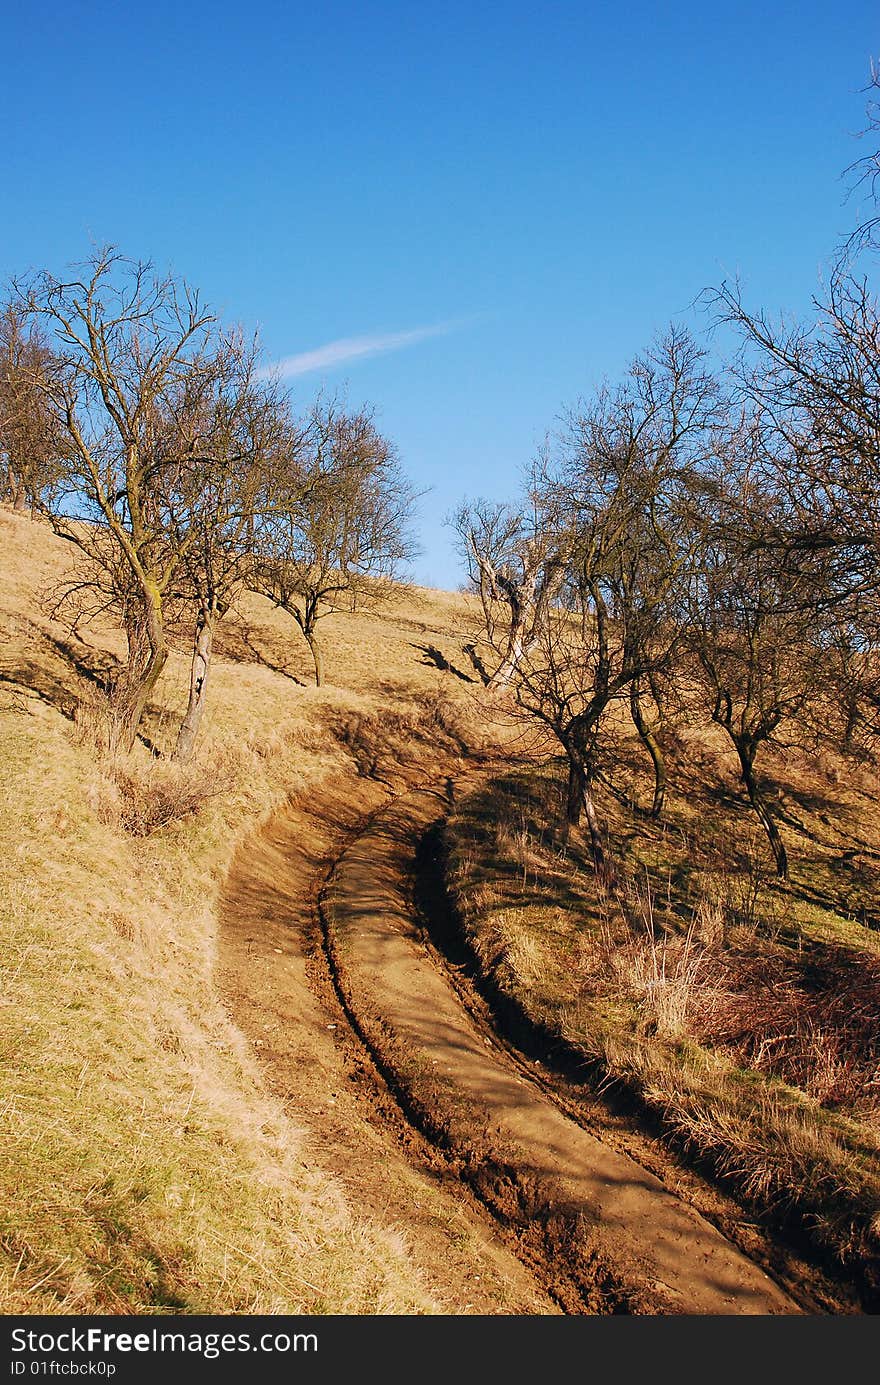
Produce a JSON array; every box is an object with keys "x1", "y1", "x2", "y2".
[
  {"x1": 217, "y1": 776, "x2": 561, "y2": 1314},
  {"x1": 218, "y1": 772, "x2": 831, "y2": 1313},
  {"x1": 322, "y1": 785, "x2": 804, "y2": 1314}
]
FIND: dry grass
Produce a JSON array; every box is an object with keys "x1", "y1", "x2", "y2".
[
  {"x1": 7, "y1": 498, "x2": 880, "y2": 1309},
  {"x1": 0, "y1": 506, "x2": 493, "y2": 1314},
  {"x1": 445, "y1": 754, "x2": 880, "y2": 1280}
]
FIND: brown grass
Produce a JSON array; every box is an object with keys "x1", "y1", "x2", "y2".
[
  {"x1": 6, "y1": 497, "x2": 880, "y2": 1309},
  {"x1": 0, "y1": 505, "x2": 494, "y2": 1314},
  {"x1": 445, "y1": 752, "x2": 880, "y2": 1280}
]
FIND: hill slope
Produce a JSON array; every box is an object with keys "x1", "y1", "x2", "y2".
[
  {"x1": 0, "y1": 505, "x2": 542, "y2": 1314},
  {"x1": 3, "y1": 504, "x2": 879, "y2": 1315}
]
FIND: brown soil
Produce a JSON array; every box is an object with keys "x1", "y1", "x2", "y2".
[
  {"x1": 217, "y1": 763, "x2": 857, "y2": 1315},
  {"x1": 216, "y1": 767, "x2": 560, "y2": 1314}
]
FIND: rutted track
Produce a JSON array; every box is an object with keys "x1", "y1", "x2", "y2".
[
  {"x1": 218, "y1": 767, "x2": 851, "y2": 1312},
  {"x1": 320, "y1": 783, "x2": 804, "y2": 1315},
  {"x1": 217, "y1": 775, "x2": 563, "y2": 1315}
]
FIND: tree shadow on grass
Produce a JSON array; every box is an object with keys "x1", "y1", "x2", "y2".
[
  {"x1": 213, "y1": 613, "x2": 307, "y2": 684},
  {"x1": 411, "y1": 642, "x2": 477, "y2": 683}
]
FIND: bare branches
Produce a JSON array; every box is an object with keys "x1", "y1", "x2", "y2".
[
  {"x1": 250, "y1": 394, "x2": 419, "y2": 685},
  {"x1": 0, "y1": 302, "x2": 63, "y2": 511},
  {"x1": 20, "y1": 248, "x2": 215, "y2": 560},
  {"x1": 450, "y1": 467, "x2": 569, "y2": 689},
  {"x1": 17, "y1": 247, "x2": 218, "y2": 751},
  {"x1": 840, "y1": 59, "x2": 880, "y2": 263},
  {"x1": 683, "y1": 448, "x2": 837, "y2": 878}
]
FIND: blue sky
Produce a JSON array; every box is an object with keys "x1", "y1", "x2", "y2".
[{"x1": 2, "y1": 2, "x2": 878, "y2": 587}]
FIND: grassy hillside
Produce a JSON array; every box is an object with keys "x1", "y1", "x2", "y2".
[
  {"x1": 0, "y1": 504, "x2": 491, "y2": 1313},
  {"x1": 4, "y1": 501, "x2": 880, "y2": 1313}
]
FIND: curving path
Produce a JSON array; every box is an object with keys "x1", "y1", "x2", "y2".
[{"x1": 322, "y1": 785, "x2": 802, "y2": 1315}]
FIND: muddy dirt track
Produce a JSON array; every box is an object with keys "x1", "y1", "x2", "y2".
[{"x1": 217, "y1": 771, "x2": 854, "y2": 1315}]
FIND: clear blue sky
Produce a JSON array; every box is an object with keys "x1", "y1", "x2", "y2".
[{"x1": 2, "y1": 2, "x2": 877, "y2": 588}]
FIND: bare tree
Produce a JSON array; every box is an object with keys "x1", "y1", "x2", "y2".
[
  {"x1": 710, "y1": 265, "x2": 880, "y2": 771},
  {"x1": 685, "y1": 437, "x2": 834, "y2": 880},
  {"x1": 164, "y1": 332, "x2": 290, "y2": 761},
  {"x1": 0, "y1": 302, "x2": 62, "y2": 511},
  {"x1": 251, "y1": 395, "x2": 418, "y2": 686},
  {"x1": 21, "y1": 248, "x2": 216, "y2": 751},
  {"x1": 451, "y1": 467, "x2": 568, "y2": 689},
  {"x1": 503, "y1": 328, "x2": 716, "y2": 870}
]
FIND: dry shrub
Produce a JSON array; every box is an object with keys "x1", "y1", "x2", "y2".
[
  {"x1": 580, "y1": 866, "x2": 880, "y2": 1115},
  {"x1": 689, "y1": 941, "x2": 880, "y2": 1115},
  {"x1": 71, "y1": 673, "x2": 246, "y2": 837},
  {"x1": 692, "y1": 894, "x2": 725, "y2": 948},
  {"x1": 494, "y1": 811, "x2": 546, "y2": 888},
  {"x1": 99, "y1": 756, "x2": 234, "y2": 837},
  {"x1": 588, "y1": 878, "x2": 712, "y2": 1041}
]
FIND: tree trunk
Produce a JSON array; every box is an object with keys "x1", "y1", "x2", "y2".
[
  {"x1": 118, "y1": 645, "x2": 168, "y2": 754},
  {"x1": 7, "y1": 464, "x2": 26, "y2": 511},
  {"x1": 565, "y1": 755, "x2": 585, "y2": 828},
  {"x1": 110, "y1": 590, "x2": 168, "y2": 754},
  {"x1": 304, "y1": 625, "x2": 325, "y2": 687},
  {"x1": 173, "y1": 609, "x2": 216, "y2": 762},
  {"x1": 736, "y1": 741, "x2": 788, "y2": 879},
  {"x1": 488, "y1": 628, "x2": 524, "y2": 690},
  {"x1": 565, "y1": 755, "x2": 608, "y2": 875},
  {"x1": 630, "y1": 682, "x2": 666, "y2": 818},
  {"x1": 842, "y1": 695, "x2": 859, "y2": 755}
]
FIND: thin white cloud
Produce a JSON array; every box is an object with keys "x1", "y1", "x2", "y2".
[{"x1": 263, "y1": 319, "x2": 462, "y2": 380}]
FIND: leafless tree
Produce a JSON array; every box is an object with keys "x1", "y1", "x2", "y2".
[
  {"x1": 451, "y1": 466, "x2": 569, "y2": 690},
  {"x1": 0, "y1": 302, "x2": 63, "y2": 511},
  {"x1": 710, "y1": 259, "x2": 880, "y2": 788},
  {"x1": 164, "y1": 332, "x2": 290, "y2": 761},
  {"x1": 250, "y1": 395, "x2": 418, "y2": 686},
  {"x1": 503, "y1": 328, "x2": 717, "y2": 871},
  {"x1": 20, "y1": 247, "x2": 216, "y2": 752},
  {"x1": 684, "y1": 433, "x2": 835, "y2": 880}
]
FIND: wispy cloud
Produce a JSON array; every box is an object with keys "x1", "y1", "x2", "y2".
[{"x1": 262, "y1": 319, "x2": 463, "y2": 380}]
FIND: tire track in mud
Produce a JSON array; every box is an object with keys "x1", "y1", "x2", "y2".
[
  {"x1": 319, "y1": 783, "x2": 808, "y2": 1316},
  {"x1": 409, "y1": 812, "x2": 860, "y2": 1316},
  {"x1": 217, "y1": 775, "x2": 564, "y2": 1315}
]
